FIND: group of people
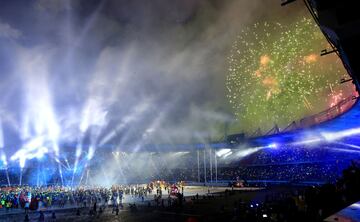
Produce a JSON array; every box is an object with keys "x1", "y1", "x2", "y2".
[
  {"x1": 142, "y1": 146, "x2": 358, "y2": 185},
  {"x1": 218, "y1": 163, "x2": 340, "y2": 183},
  {"x1": 0, "y1": 160, "x2": 358, "y2": 222},
  {"x1": 214, "y1": 161, "x2": 360, "y2": 222},
  {"x1": 0, "y1": 180, "x2": 186, "y2": 214},
  {"x1": 0, "y1": 184, "x2": 155, "y2": 213}
]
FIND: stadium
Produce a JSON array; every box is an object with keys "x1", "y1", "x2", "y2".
[{"x1": 0, "y1": 0, "x2": 360, "y2": 221}]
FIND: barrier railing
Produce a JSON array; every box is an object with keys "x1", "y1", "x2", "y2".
[
  {"x1": 299, "y1": 93, "x2": 357, "y2": 128},
  {"x1": 250, "y1": 93, "x2": 358, "y2": 138}
]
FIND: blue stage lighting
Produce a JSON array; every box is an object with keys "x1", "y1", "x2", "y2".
[{"x1": 268, "y1": 143, "x2": 278, "y2": 149}]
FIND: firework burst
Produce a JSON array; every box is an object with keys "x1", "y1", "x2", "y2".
[{"x1": 227, "y1": 17, "x2": 355, "y2": 134}]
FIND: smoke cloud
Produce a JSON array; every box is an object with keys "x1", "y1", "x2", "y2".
[{"x1": 0, "y1": 0, "x2": 306, "y2": 163}]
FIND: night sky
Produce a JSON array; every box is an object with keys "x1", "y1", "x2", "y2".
[{"x1": 0, "y1": 0, "x2": 355, "y2": 159}]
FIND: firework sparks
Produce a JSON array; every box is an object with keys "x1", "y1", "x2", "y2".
[
  {"x1": 304, "y1": 53, "x2": 318, "y2": 63},
  {"x1": 226, "y1": 17, "x2": 355, "y2": 133},
  {"x1": 260, "y1": 55, "x2": 271, "y2": 66}
]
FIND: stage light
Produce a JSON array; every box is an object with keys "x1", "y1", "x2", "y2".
[
  {"x1": 331, "y1": 148, "x2": 360, "y2": 153},
  {"x1": 99, "y1": 101, "x2": 150, "y2": 146},
  {"x1": 174, "y1": 151, "x2": 190, "y2": 156},
  {"x1": 291, "y1": 137, "x2": 322, "y2": 146},
  {"x1": 25, "y1": 136, "x2": 44, "y2": 150},
  {"x1": 263, "y1": 214, "x2": 268, "y2": 218},
  {"x1": 1, "y1": 154, "x2": 7, "y2": 166},
  {"x1": 336, "y1": 142, "x2": 360, "y2": 150},
  {"x1": 35, "y1": 147, "x2": 48, "y2": 160},
  {"x1": 19, "y1": 157, "x2": 26, "y2": 168},
  {"x1": 353, "y1": 203, "x2": 360, "y2": 209},
  {"x1": 54, "y1": 157, "x2": 60, "y2": 163},
  {"x1": 75, "y1": 149, "x2": 81, "y2": 158},
  {"x1": 80, "y1": 98, "x2": 108, "y2": 133},
  {"x1": 112, "y1": 151, "x2": 121, "y2": 158},
  {"x1": 0, "y1": 118, "x2": 4, "y2": 148},
  {"x1": 321, "y1": 127, "x2": 360, "y2": 141},
  {"x1": 268, "y1": 143, "x2": 278, "y2": 149},
  {"x1": 223, "y1": 151, "x2": 233, "y2": 158},
  {"x1": 216, "y1": 149, "x2": 231, "y2": 157},
  {"x1": 236, "y1": 147, "x2": 261, "y2": 158},
  {"x1": 87, "y1": 145, "x2": 95, "y2": 160}
]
